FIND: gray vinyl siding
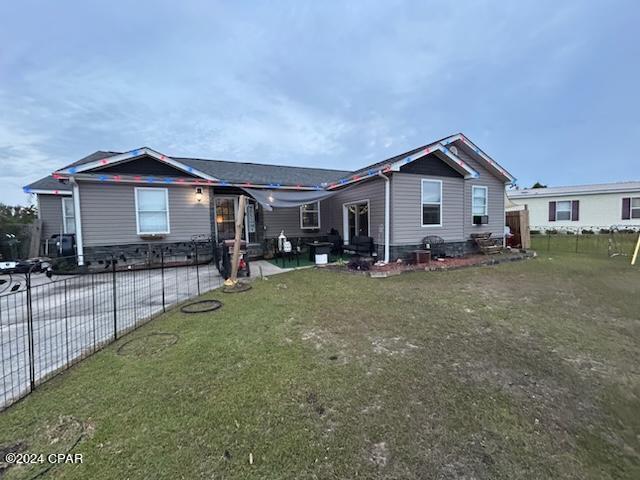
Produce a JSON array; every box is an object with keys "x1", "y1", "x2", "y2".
[
  {"x1": 79, "y1": 181, "x2": 211, "y2": 247},
  {"x1": 38, "y1": 194, "x2": 65, "y2": 239},
  {"x1": 323, "y1": 178, "x2": 386, "y2": 243},
  {"x1": 390, "y1": 173, "x2": 464, "y2": 244},
  {"x1": 458, "y1": 149, "x2": 506, "y2": 238},
  {"x1": 260, "y1": 178, "x2": 386, "y2": 242},
  {"x1": 262, "y1": 207, "x2": 322, "y2": 238}
]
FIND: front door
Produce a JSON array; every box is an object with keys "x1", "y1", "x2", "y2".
[
  {"x1": 214, "y1": 196, "x2": 257, "y2": 243},
  {"x1": 214, "y1": 197, "x2": 237, "y2": 241},
  {"x1": 344, "y1": 201, "x2": 369, "y2": 243}
]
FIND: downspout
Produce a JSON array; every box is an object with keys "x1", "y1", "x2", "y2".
[
  {"x1": 70, "y1": 177, "x2": 85, "y2": 266},
  {"x1": 377, "y1": 172, "x2": 390, "y2": 263}
]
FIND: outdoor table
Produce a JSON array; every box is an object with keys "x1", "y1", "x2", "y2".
[{"x1": 305, "y1": 242, "x2": 333, "y2": 262}]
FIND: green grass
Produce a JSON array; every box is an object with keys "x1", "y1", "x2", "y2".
[{"x1": 1, "y1": 254, "x2": 639, "y2": 479}]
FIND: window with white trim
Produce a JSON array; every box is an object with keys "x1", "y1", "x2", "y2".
[
  {"x1": 632, "y1": 197, "x2": 640, "y2": 219},
  {"x1": 421, "y1": 179, "x2": 442, "y2": 226},
  {"x1": 556, "y1": 200, "x2": 572, "y2": 221},
  {"x1": 62, "y1": 197, "x2": 76, "y2": 234},
  {"x1": 300, "y1": 202, "x2": 320, "y2": 229},
  {"x1": 135, "y1": 188, "x2": 170, "y2": 234},
  {"x1": 472, "y1": 186, "x2": 488, "y2": 216}
]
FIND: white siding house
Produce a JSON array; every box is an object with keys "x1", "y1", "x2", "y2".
[{"x1": 507, "y1": 181, "x2": 640, "y2": 232}]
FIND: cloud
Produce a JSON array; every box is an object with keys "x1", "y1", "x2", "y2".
[{"x1": 0, "y1": 0, "x2": 639, "y2": 204}]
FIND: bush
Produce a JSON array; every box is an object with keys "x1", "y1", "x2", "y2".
[
  {"x1": 348, "y1": 257, "x2": 371, "y2": 271},
  {"x1": 546, "y1": 229, "x2": 558, "y2": 235},
  {"x1": 581, "y1": 229, "x2": 594, "y2": 234},
  {"x1": 599, "y1": 228, "x2": 610, "y2": 234},
  {"x1": 530, "y1": 230, "x2": 541, "y2": 235}
]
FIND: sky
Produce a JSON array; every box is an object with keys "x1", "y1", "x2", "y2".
[{"x1": 1, "y1": 0, "x2": 639, "y2": 205}]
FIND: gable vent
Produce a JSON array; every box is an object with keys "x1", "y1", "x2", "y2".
[{"x1": 449, "y1": 146, "x2": 458, "y2": 155}]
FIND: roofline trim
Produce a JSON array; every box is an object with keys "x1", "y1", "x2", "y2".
[
  {"x1": 23, "y1": 188, "x2": 72, "y2": 196},
  {"x1": 326, "y1": 142, "x2": 479, "y2": 190},
  {"x1": 54, "y1": 147, "x2": 221, "y2": 182},
  {"x1": 390, "y1": 143, "x2": 479, "y2": 179},
  {"x1": 51, "y1": 172, "x2": 325, "y2": 191},
  {"x1": 445, "y1": 134, "x2": 516, "y2": 183}
]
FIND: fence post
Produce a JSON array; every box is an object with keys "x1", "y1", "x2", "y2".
[
  {"x1": 112, "y1": 256, "x2": 118, "y2": 340},
  {"x1": 64, "y1": 279, "x2": 70, "y2": 367},
  {"x1": 575, "y1": 231, "x2": 579, "y2": 253},
  {"x1": 160, "y1": 248, "x2": 166, "y2": 313},
  {"x1": 25, "y1": 271, "x2": 35, "y2": 392},
  {"x1": 547, "y1": 232, "x2": 551, "y2": 252},
  {"x1": 194, "y1": 242, "x2": 201, "y2": 296}
]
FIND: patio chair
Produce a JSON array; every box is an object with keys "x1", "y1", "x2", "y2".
[
  {"x1": 327, "y1": 230, "x2": 343, "y2": 257},
  {"x1": 279, "y1": 237, "x2": 301, "y2": 268}
]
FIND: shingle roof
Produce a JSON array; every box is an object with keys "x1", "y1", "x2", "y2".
[
  {"x1": 171, "y1": 156, "x2": 351, "y2": 186},
  {"x1": 24, "y1": 175, "x2": 72, "y2": 192},
  {"x1": 25, "y1": 133, "x2": 510, "y2": 192},
  {"x1": 507, "y1": 181, "x2": 640, "y2": 198}
]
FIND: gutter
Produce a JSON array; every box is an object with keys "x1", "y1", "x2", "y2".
[
  {"x1": 70, "y1": 177, "x2": 85, "y2": 266},
  {"x1": 377, "y1": 172, "x2": 390, "y2": 263}
]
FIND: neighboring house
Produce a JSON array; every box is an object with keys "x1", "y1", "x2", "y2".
[
  {"x1": 24, "y1": 133, "x2": 515, "y2": 264},
  {"x1": 507, "y1": 182, "x2": 640, "y2": 232}
]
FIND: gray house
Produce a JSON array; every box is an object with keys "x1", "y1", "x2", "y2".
[{"x1": 24, "y1": 133, "x2": 515, "y2": 264}]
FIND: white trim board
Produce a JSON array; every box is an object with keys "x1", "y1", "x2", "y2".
[
  {"x1": 299, "y1": 201, "x2": 321, "y2": 230},
  {"x1": 342, "y1": 199, "x2": 371, "y2": 244},
  {"x1": 420, "y1": 179, "x2": 443, "y2": 228},
  {"x1": 134, "y1": 187, "x2": 171, "y2": 235},
  {"x1": 56, "y1": 147, "x2": 220, "y2": 182}
]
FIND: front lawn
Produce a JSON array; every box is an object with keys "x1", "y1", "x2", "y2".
[{"x1": 1, "y1": 254, "x2": 639, "y2": 479}]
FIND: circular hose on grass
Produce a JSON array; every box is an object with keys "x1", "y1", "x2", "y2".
[{"x1": 180, "y1": 299, "x2": 223, "y2": 314}]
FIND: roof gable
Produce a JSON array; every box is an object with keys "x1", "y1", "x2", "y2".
[
  {"x1": 56, "y1": 147, "x2": 220, "y2": 181},
  {"x1": 399, "y1": 152, "x2": 464, "y2": 178},
  {"x1": 25, "y1": 132, "x2": 513, "y2": 193},
  {"x1": 93, "y1": 155, "x2": 199, "y2": 177}
]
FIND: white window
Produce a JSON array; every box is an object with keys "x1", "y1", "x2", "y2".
[
  {"x1": 62, "y1": 197, "x2": 76, "y2": 234},
  {"x1": 472, "y1": 186, "x2": 488, "y2": 216},
  {"x1": 300, "y1": 202, "x2": 320, "y2": 229},
  {"x1": 632, "y1": 197, "x2": 640, "y2": 219},
  {"x1": 421, "y1": 179, "x2": 442, "y2": 226},
  {"x1": 556, "y1": 200, "x2": 572, "y2": 221},
  {"x1": 135, "y1": 188, "x2": 170, "y2": 234}
]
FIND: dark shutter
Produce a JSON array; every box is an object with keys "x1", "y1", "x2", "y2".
[
  {"x1": 622, "y1": 197, "x2": 631, "y2": 220},
  {"x1": 548, "y1": 201, "x2": 556, "y2": 221},
  {"x1": 571, "y1": 200, "x2": 579, "y2": 221}
]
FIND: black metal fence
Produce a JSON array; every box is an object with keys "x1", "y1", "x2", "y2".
[
  {"x1": 530, "y1": 227, "x2": 639, "y2": 257},
  {"x1": 0, "y1": 242, "x2": 224, "y2": 410}
]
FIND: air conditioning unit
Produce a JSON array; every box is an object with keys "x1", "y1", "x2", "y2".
[{"x1": 473, "y1": 215, "x2": 489, "y2": 225}]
